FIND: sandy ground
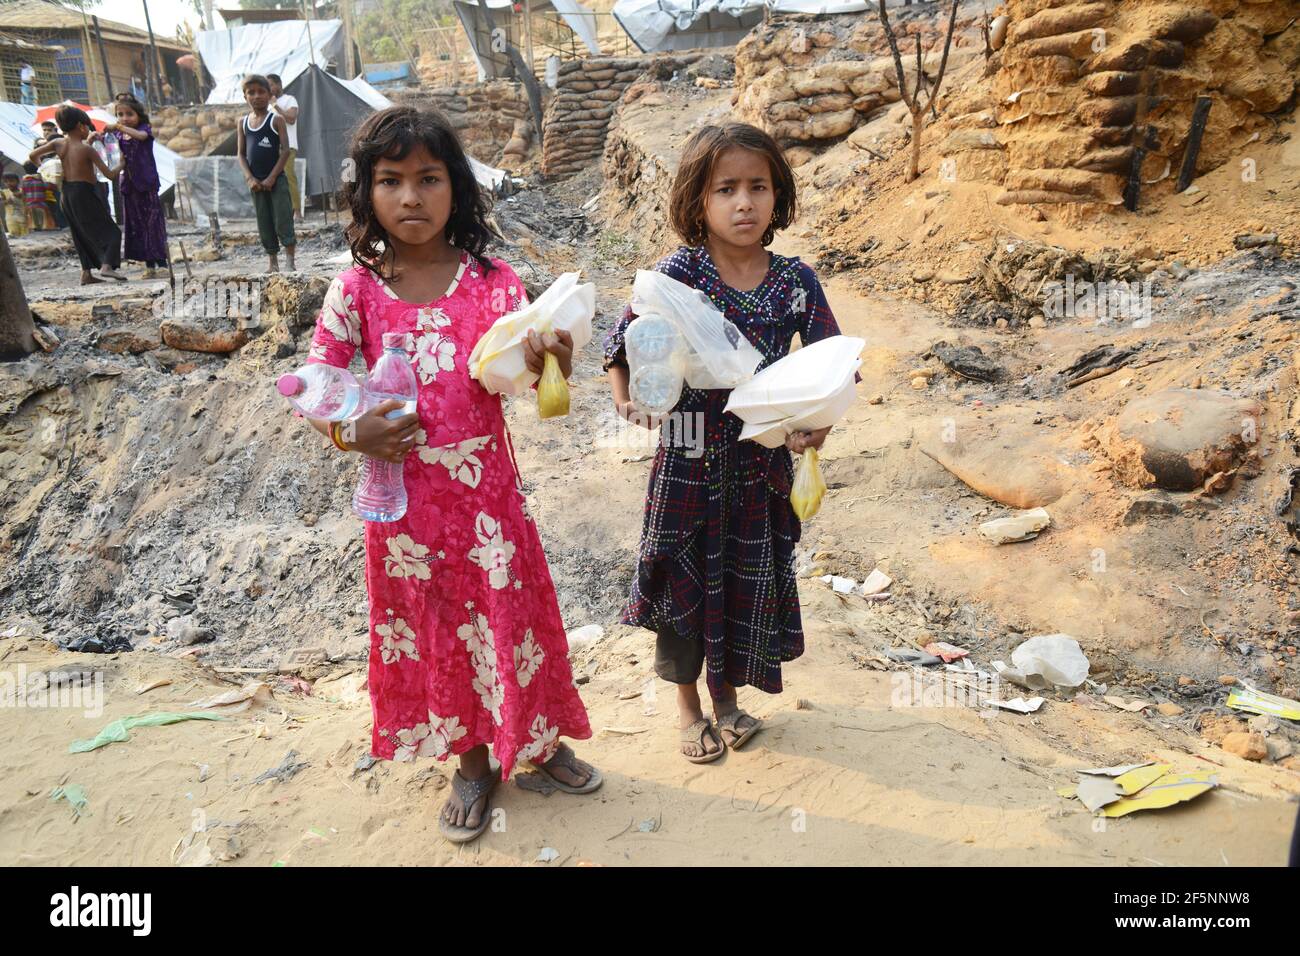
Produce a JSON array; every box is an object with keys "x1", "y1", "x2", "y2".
[{"x1": 4, "y1": 235, "x2": 1297, "y2": 867}]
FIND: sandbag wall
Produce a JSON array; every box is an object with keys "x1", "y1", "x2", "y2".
[
  {"x1": 152, "y1": 105, "x2": 244, "y2": 158},
  {"x1": 394, "y1": 81, "x2": 536, "y2": 169},
  {"x1": 541, "y1": 57, "x2": 649, "y2": 178},
  {"x1": 733, "y1": 10, "x2": 983, "y2": 153},
  {"x1": 987, "y1": 0, "x2": 1298, "y2": 208}
]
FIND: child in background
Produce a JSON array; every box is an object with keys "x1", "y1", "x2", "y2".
[
  {"x1": 29, "y1": 106, "x2": 125, "y2": 284},
  {"x1": 2, "y1": 174, "x2": 28, "y2": 237},
  {"x1": 295, "y1": 106, "x2": 598, "y2": 844},
  {"x1": 604, "y1": 123, "x2": 847, "y2": 763},
  {"x1": 106, "y1": 95, "x2": 168, "y2": 277},
  {"x1": 20, "y1": 163, "x2": 51, "y2": 230},
  {"x1": 237, "y1": 74, "x2": 296, "y2": 272}
]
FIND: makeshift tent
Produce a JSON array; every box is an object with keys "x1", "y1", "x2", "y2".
[
  {"x1": 208, "y1": 65, "x2": 506, "y2": 199},
  {"x1": 454, "y1": 0, "x2": 601, "y2": 80},
  {"x1": 196, "y1": 19, "x2": 346, "y2": 104},
  {"x1": 0, "y1": 102, "x2": 179, "y2": 196},
  {"x1": 612, "y1": 0, "x2": 872, "y2": 52},
  {"x1": 173, "y1": 156, "x2": 307, "y2": 223}
]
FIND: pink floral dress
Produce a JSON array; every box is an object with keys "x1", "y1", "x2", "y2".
[{"x1": 306, "y1": 251, "x2": 592, "y2": 778}]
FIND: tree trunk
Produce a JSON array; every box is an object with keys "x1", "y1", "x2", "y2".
[
  {"x1": 0, "y1": 229, "x2": 37, "y2": 359},
  {"x1": 908, "y1": 108, "x2": 923, "y2": 182}
]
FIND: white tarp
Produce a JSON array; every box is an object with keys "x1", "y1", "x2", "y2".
[
  {"x1": 454, "y1": 0, "x2": 601, "y2": 80},
  {"x1": 612, "y1": 0, "x2": 872, "y2": 53},
  {"x1": 197, "y1": 19, "x2": 345, "y2": 105},
  {"x1": 336, "y1": 75, "x2": 393, "y2": 112},
  {"x1": 0, "y1": 103, "x2": 36, "y2": 171},
  {"x1": 0, "y1": 102, "x2": 179, "y2": 196}
]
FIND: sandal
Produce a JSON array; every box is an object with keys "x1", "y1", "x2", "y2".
[
  {"x1": 530, "y1": 742, "x2": 603, "y2": 795},
  {"x1": 681, "y1": 717, "x2": 725, "y2": 764},
  {"x1": 439, "y1": 766, "x2": 499, "y2": 844},
  {"x1": 715, "y1": 709, "x2": 762, "y2": 750}
]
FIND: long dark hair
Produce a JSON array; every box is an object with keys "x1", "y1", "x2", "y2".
[
  {"x1": 670, "y1": 122, "x2": 797, "y2": 247},
  {"x1": 342, "y1": 106, "x2": 498, "y2": 280},
  {"x1": 114, "y1": 93, "x2": 149, "y2": 128}
]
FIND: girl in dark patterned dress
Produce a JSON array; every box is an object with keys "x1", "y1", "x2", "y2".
[{"x1": 603, "y1": 123, "x2": 847, "y2": 763}]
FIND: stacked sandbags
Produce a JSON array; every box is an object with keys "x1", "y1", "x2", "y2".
[
  {"x1": 732, "y1": 10, "x2": 982, "y2": 147},
  {"x1": 990, "y1": 0, "x2": 1297, "y2": 208},
  {"x1": 542, "y1": 57, "x2": 649, "y2": 178},
  {"x1": 398, "y1": 81, "x2": 533, "y2": 169},
  {"x1": 153, "y1": 105, "x2": 243, "y2": 158}
]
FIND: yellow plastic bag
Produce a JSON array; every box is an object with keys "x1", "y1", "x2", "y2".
[
  {"x1": 790, "y1": 447, "x2": 827, "y2": 521},
  {"x1": 537, "y1": 352, "x2": 570, "y2": 419}
]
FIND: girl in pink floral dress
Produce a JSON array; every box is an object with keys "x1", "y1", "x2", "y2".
[{"x1": 298, "y1": 106, "x2": 598, "y2": 844}]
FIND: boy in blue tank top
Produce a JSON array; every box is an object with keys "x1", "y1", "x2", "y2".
[{"x1": 237, "y1": 74, "x2": 296, "y2": 272}]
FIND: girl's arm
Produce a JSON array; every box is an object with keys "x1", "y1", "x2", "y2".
[
  {"x1": 303, "y1": 402, "x2": 418, "y2": 464},
  {"x1": 108, "y1": 123, "x2": 149, "y2": 141}
]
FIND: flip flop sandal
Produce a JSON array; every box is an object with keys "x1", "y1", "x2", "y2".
[
  {"x1": 715, "y1": 709, "x2": 762, "y2": 750},
  {"x1": 529, "y1": 742, "x2": 604, "y2": 795},
  {"x1": 439, "y1": 767, "x2": 499, "y2": 844},
  {"x1": 681, "y1": 717, "x2": 725, "y2": 764}
]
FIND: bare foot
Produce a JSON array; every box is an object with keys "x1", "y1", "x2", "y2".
[
  {"x1": 99, "y1": 267, "x2": 126, "y2": 281},
  {"x1": 80, "y1": 273, "x2": 104, "y2": 286}
]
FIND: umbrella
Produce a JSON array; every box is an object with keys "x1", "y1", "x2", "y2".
[{"x1": 32, "y1": 101, "x2": 115, "y2": 134}]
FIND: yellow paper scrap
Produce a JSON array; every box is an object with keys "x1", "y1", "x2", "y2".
[{"x1": 1100, "y1": 771, "x2": 1218, "y2": 818}]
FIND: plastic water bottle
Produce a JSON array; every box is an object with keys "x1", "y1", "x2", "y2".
[
  {"x1": 352, "y1": 332, "x2": 419, "y2": 523},
  {"x1": 276, "y1": 364, "x2": 363, "y2": 420}
]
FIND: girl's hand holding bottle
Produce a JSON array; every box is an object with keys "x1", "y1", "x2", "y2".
[{"x1": 342, "y1": 400, "x2": 419, "y2": 464}]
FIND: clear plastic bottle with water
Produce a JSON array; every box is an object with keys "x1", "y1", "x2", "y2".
[
  {"x1": 352, "y1": 332, "x2": 419, "y2": 523},
  {"x1": 276, "y1": 364, "x2": 363, "y2": 420}
]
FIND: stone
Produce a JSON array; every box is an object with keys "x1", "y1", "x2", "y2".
[
  {"x1": 1122, "y1": 494, "x2": 1182, "y2": 525},
  {"x1": 160, "y1": 322, "x2": 251, "y2": 355},
  {"x1": 1220, "y1": 731, "x2": 1267, "y2": 761},
  {"x1": 1098, "y1": 389, "x2": 1264, "y2": 491},
  {"x1": 95, "y1": 328, "x2": 159, "y2": 355},
  {"x1": 978, "y1": 507, "x2": 1051, "y2": 545},
  {"x1": 1028, "y1": 314, "x2": 1048, "y2": 329},
  {"x1": 920, "y1": 417, "x2": 1070, "y2": 509},
  {"x1": 1218, "y1": 675, "x2": 1238, "y2": 685},
  {"x1": 1156, "y1": 702, "x2": 1184, "y2": 717},
  {"x1": 910, "y1": 375, "x2": 928, "y2": 390}
]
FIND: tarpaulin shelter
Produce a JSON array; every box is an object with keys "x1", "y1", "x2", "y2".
[
  {"x1": 0, "y1": 101, "x2": 179, "y2": 195},
  {"x1": 196, "y1": 18, "x2": 346, "y2": 104},
  {"x1": 205, "y1": 65, "x2": 505, "y2": 206},
  {"x1": 612, "y1": 0, "x2": 873, "y2": 53},
  {"x1": 453, "y1": 0, "x2": 602, "y2": 81}
]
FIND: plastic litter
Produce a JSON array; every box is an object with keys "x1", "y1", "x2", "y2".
[
  {"x1": 979, "y1": 508, "x2": 1051, "y2": 544},
  {"x1": 50, "y1": 784, "x2": 89, "y2": 818},
  {"x1": 536, "y1": 353, "x2": 570, "y2": 419},
  {"x1": 1009, "y1": 634, "x2": 1090, "y2": 690},
  {"x1": 70, "y1": 712, "x2": 227, "y2": 754}
]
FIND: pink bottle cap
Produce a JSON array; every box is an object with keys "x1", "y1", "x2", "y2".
[
  {"x1": 382, "y1": 332, "x2": 405, "y2": 349},
  {"x1": 276, "y1": 373, "x2": 303, "y2": 397}
]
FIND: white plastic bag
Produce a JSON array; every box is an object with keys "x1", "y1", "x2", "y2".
[
  {"x1": 468, "y1": 272, "x2": 595, "y2": 396},
  {"x1": 1009, "y1": 634, "x2": 1090, "y2": 689},
  {"x1": 726, "y1": 335, "x2": 864, "y2": 448},
  {"x1": 630, "y1": 270, "x2": 762, "y2": 389}
]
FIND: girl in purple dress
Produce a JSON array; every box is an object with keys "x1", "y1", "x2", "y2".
[{"x1": 106, "y1": 95, "x2": 168, "y2": 277}]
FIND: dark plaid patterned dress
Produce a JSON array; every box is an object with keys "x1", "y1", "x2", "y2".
[{"x1": 603, "y1": 245, "x2": 843, "y2": 695}]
